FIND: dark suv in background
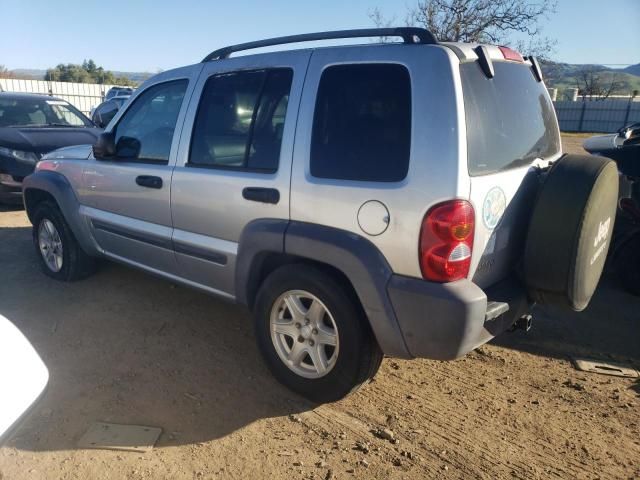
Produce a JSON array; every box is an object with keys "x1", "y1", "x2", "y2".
[{"x1": 0, "y1": 92, "x2": 101, "y2": 204}]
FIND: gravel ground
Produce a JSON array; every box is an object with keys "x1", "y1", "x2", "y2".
[{"x1": 0, "y1": 135, "x2": 638, "y2": 479}]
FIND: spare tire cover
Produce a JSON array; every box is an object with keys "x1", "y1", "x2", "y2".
[{"x1": 524, "y1": 154, "x2": 618, "y2": 311}]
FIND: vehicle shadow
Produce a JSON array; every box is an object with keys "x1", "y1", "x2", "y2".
[
  {"x1": 470, "y1": 158, "x2": 640, "y2": 392},
  {"x1": 2, "y1": 219, "x2": 638, "y2": 455},
  {"x1": 0, "y1": 225, "x2": 313, "y2": 453},
  {"x1": 492, "y1": 273, "x2": 640, "y2": 399}
]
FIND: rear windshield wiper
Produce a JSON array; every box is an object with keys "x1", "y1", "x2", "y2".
[{"x1": 499, "y1": 157, "x2": 537, "y2": 171}]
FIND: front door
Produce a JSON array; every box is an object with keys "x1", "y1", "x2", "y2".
[
  {"x1": 170, "y1": 51, "x2": 310, "y2": 298},
  {"x1": 80, "y1": 71, "x2": 195, "y2": 275}
]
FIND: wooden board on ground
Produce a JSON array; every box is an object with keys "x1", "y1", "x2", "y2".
[
  {"x1": 77, "y1": 422, "x2": 162, "y2": 452},
  {"x1": 572, "y1": 357, "x2": 639, "y2": 378}
]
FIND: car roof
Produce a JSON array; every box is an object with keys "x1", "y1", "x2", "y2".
[
  {"x1": 155, "y1": 42, "x2": 434, "y2": 81},
  {"x1": 0, "y1": 91, "x2": 69, "y2": 103}
]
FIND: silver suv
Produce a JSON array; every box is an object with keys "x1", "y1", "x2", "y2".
[{"x1": 22, "y1": 29, "x2": 618, "y2": 402}]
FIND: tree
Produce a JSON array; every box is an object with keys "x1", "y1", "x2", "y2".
[
  {"x1": 370, "y1": 0, "x2": 557, "y2": 59},
  {"x1": 45, "y1": 60, "x2": 136, "y2": 86},
  {"x1": 82, "y1": 59, "x2": 97, "y2": 74},
  {"x1": 0, "y1": 65, "x2": 14, "y2": 79},
  {"x1": 575, "y1": 67, "x2": 629, "y2": 100}
]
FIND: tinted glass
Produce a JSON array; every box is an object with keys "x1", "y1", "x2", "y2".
[
  {"x1": 114, "y1": 80, "x2": 187, "y2": 163},
  {"x1": 310, "y1": 64, "x2": 411, "y2": 182},
  {"x1": 247, "y1": 69, "x2": 293, "y2": 171},
  {"x1": 92, "y1": 100, "x2": 120, "y2": 127},
  {"x1": 189, "y1": 69, "x2": 293, "y2": 172},
  {"x1": 0, "y1": 97, "x2": 91, "y2": 127},
  {"x1": 106, "y1": 88, "x2": 133, "y2": 100},
  {"x1": 461, "y1": 61, "x2": 561, "y2": 176}
]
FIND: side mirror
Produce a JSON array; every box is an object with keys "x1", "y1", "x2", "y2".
[
  {"x1": 0, "y1": 315, "x2": 48, "y2": 444},
  {"x1": 93, "y1": 132, "x2": 116, "y2": 160}
]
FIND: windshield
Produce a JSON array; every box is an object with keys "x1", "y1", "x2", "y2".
[
  {"x1": 461, "y1": 61, "x2": 561, "y2": 176},
  {"x1": 0, "y1": 97, "x2": 92, "y2": 128}
]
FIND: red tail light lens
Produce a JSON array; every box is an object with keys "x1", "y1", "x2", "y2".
[
  {"x1": 419, "y1": 200, "x2": 475, "y2": 282},
  {"x1": 498, "y1": 46, "x2": 524, "y2": 62}
]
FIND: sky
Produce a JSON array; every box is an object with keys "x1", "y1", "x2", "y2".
[{"x1": 1, "y1": 0, "x2": 639, "y2": 72}]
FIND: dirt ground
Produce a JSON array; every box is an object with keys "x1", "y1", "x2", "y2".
[{"x1": 0, "y1": 135, "x2": 638, "y2": 480}]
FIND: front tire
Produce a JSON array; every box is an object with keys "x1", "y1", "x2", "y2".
[
  {"x1": 253, "y1": 265, "x2": 382, "y2": 403},
  {"x1": 32, "y1": 201, "x2": 96, "y2": 281}
]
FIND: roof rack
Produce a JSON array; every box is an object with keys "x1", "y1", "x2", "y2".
[{"x1": 201, "y1": 28, "x2": 438, "y2": 62}]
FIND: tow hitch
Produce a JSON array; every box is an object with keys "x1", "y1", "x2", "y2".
[{"x1": 509, "y1": 314, "x2": 532, "y2": 333}]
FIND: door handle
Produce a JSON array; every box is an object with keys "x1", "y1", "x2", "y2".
[
  {"x1": 136, "y1": 175, "x2": 163, "y2": 189},
  {"x1": 242, "y1": 187, "x2": 280, "y2": 204}
]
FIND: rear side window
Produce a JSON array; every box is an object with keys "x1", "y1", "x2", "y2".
[
  {"x1": 311, "y1": 64, "x2": 411, "y2": 182},
  {"x1": 461, "y1": 61, "x2": 561, "y2": 176},
  {"x1": 189, "y1": 69, "x2": 293, "y2": 172}
]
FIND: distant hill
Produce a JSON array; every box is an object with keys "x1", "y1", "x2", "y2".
[
  {"x1": 9, "y1": 69, "x2": 45, "y2": 79},
  {"x1": 541, "y1": 61, "x2": 640, "y2": 98},
  {"x1": 111, "y1": 71, "x2": 154, "y2": 83},
  {"x1": 622, "y1": 63, "x2": 640, "y2": 76},
  {"x1": 8, "y1": 68, "x2": 153, "y2": 85}
]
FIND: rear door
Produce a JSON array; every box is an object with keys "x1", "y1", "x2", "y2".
[
  {"x1": 289, "y1": 44, "x2": 466, "y2": 279},
  {"x1": 80, "y1": 68, "x2": 198, "y2": 275},
  {"x1": 170, "y1": 51, "x2": 309, "y2": 298},
  {"x1": 461, "y1": 55, "x2": 563, "y2": 287}
]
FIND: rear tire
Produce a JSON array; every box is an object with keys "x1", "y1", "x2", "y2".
[
  {"x1": 32, "y1": 201, "x2": 96, "y2": 281},
  {"x1": 253, "y1": 264, "x2": 382, "y2": 403}
]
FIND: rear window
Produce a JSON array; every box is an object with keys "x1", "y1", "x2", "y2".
[
  {"x1": 311, "y1": 64, "x2": 411, "y2": 182},
  {"x1": 461, "y1": 61, "x2": 560, "y2": 176}
]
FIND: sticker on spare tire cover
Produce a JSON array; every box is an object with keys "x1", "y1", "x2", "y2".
[
  {"x1": 590, "y1": 216, "x2": 611, "y2": 265},
  {"x1": 482, "y1": 187, "x2": 507, "y2": 229}
]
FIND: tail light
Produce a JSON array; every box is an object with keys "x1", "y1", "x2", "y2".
[
  {"x1": 498, "y1": 46, "x2": 524, "y2": 62},
  {"x1": 419, "y1": 200, "x2": 475, "y2": 282}
]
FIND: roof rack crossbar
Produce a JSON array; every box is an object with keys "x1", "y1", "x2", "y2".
[{"x1": 201, "y1": 28, "x2": 438, "y2": 62}]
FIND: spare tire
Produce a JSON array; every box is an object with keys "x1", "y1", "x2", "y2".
[{"x1": 524, "y1": 154, "x2": 618, "y2": 311}]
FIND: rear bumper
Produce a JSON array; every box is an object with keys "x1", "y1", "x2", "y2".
[{"x1": 387, "y1": 275, "x2": 529, "y2": 360}]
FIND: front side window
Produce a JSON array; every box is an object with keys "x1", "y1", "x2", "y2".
[
  {"x1": 189, "y1": 69, "x2": 293, "y2": 172},
  {"x1": 311, "y1": 64, "x2": 412, "y2": 182},
  {"x1": 114, "y1": 80, "x2": 187, "y2": 163}
]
